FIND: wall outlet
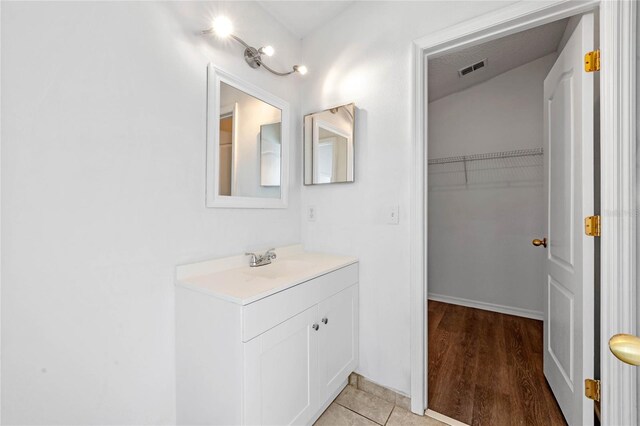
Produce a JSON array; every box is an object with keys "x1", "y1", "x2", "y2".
[
  {"x1": 307, "y1": 206, "x2": 316, "y2": 222},
  {"x1": 387, "y1": 205, "x2": 399, "y2": 225}
]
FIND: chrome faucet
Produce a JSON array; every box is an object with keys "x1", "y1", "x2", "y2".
[{"x1": 245, "y1": 248, "x2": 277, "y2": 267}]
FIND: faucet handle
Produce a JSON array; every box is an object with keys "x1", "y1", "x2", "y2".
[
  {"x1": 265, "y1": 248, "x2": 277, "y2": 259},
  {"x1": 245, "y1": 252, "x2": 258, "y2": 261}
]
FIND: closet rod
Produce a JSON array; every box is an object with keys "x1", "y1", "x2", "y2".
[{"x1": 428, "y1": 148, "x2": 543, "y2": 165}]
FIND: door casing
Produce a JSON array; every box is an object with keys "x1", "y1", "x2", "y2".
[{"x1": 410, "y1": 2, "x2": 637, "y2": 425}]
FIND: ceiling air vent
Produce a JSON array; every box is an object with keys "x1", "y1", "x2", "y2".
[{"x1": 458, "y1": 58, "x2": 488, "y2": 77}]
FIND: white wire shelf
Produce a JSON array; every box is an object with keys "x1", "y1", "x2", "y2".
[
  {"x1": 428, "y1": 148, "x2": 543, "y2": 185},
  {"x1": 428, "y1": 148, "x2": 543, "y2": 165}
]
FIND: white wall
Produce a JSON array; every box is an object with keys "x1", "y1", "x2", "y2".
[
  {"x1": 299, "y1": 0, "x2": 516, "y2": 395},
  {"x1": 427, "y1": 54, "x2": 556, "y2": 317},
  {"x1": 1, "y1": 2, "x2": 301, "y2": 424}
]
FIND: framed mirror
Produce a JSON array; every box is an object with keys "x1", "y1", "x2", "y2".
[
  {"x1": 206, "y1": 65, "x2": 289, "y2": 208},
  {"x1": 304, "y1": 103, "x2": 355, "y2": 185}
]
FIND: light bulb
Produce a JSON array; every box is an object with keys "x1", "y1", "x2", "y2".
[
  {"x1": 212, "y1": 16, "x2": 233, "y2": 38},
  {"x1": 295, "y1": 65, "x2": 308, "y2": 75},
  {"x1": 261, "y1": 46, "x2": 275, "y2": 57}
]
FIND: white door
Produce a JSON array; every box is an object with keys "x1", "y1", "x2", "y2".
[
  {"x1": 543, "y1": 12, "x2": 595, "y2": 426},
  {"x1": 244, "y1": 306, "x2": 319, "y2": 426},
  {"x1": 318, "y1": 285, "x2": 359, "y2": 400}
]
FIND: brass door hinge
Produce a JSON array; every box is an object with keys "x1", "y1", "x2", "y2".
[
  {"x1": 585, "y1": 50, "x2": 600, "y2": 72},
  {"x1": 585, "y1": 378, "x2": 601, "y2": 402},
  {"x1": 585, "y1": 215, "x2": 601, "y2": 237}
]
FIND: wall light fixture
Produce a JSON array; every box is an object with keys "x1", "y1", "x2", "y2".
[{"x1": 203, "y1": 16, "x2": 308, "y2": 77}]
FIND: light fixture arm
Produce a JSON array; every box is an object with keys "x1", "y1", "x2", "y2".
[
  {"x1": 229, "y1": 34, "x2": 250, "y2": 50},
  {"x1": 202, "y1": 28, "x2": 304, "y2": 77},
  {"x1": 257, "y1": 60, "x2": 296, "y2": 76}
]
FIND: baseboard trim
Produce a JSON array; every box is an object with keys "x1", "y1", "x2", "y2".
[
  {"x1": 427, "y1": 293, "x2": 543, "y2": 321},
  {"x1": 426, "y1": 409, "x2": 469, "y2": 426}
]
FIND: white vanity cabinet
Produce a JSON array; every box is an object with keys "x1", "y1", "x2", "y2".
[
  {"x1": 318, "y1": 285, "x2": 358, "y2": 400},
  {"x1": 243, "y1": 306, "x2": 319, "y2": 426},
  {"x1": 175, "y1": 248, "x2": 358, "y2": 426}
]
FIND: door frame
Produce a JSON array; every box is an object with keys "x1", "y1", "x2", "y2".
[{"x1": 409, "y1": 2, "x2": 637, "y2": 425}]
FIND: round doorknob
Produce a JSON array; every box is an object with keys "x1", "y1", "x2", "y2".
[
  {"x1": 609, "y1": 334, "x2": 640, "y2": 366},
  {"x1": 312, "y1": 324, "x2": 319, "y2": 331},
  {"x1": 532, "y1": 238, "x2": 547, "y2": 248}
]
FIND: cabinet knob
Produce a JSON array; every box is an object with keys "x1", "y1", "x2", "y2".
[
  {"x1": 312, "y1": 324, "x2": 319, "y2": 331},
  {"x1": 322, "y1": 318, "x2": 328, "y2": 324}
]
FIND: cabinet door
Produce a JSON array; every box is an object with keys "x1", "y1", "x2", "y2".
[
  {"x1": 244, "y1": 306, "x2": 319, "y2": 426},
  {"x1": 318, "y1": 284, "x2": 359, "y2": 400}
]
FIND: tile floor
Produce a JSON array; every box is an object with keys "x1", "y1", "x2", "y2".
[{"x1": 314, "y1": 385, "x2": 448, "y2": 426}]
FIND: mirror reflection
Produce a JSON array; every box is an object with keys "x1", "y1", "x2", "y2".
[
  {"x1": 219, "y1": 82, "x2": 282, "y2": 198},
  {"x1": 304, "y1": 103, "x2": 355, "y2": 185},
  {"x1": 260, "y1": 123, "x2": 282, "y2": 187}
]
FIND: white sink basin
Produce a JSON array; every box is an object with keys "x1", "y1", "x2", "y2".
[
  {"x1": 175, "y1": 245, "x2": 358, "y2": 305},
  {"x1": 242, "y1": 259, "x2": 313, "y2": 279}
]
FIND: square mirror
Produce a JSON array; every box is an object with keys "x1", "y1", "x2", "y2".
[
  {"x1": 206, "y1": 65, "x2": 289, "y2": 208},
  {"x1": 304, "y1": 103, "x2": 355, "y2": 185}
]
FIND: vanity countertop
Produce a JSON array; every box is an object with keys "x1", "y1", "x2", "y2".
[{"x1": 175, "y1": 245, "x2": 358, "y2": 305}]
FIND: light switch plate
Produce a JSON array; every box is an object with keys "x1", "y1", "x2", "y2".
[
  {"x1": 387, "y1": 205, "x2": 399, "y2": 225},
  {"x1": 308, "y1": 206, "x2": 316, "y2": 222}
]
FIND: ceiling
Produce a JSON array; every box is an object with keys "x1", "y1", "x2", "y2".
[
  {"x1": 257, "y1": 1, "x2": 355, "y2": 39},
  {"x1": 428, "y1": 18, "x2": 569, "y2": 102}
]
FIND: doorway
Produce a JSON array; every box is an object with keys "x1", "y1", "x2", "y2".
[
  {"x1": 425, "y1": 14, "x2": 593, "y2": 425},
  {"x1": 409, "y1": 1, "x2": 637, "y2": 425}
]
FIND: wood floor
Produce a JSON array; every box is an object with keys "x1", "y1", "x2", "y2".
[{"x1": 428, "y1": 300, "x2": 567, "y2": 426}]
